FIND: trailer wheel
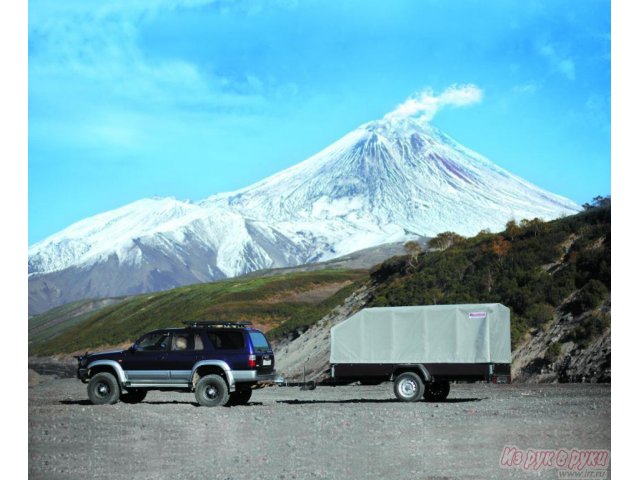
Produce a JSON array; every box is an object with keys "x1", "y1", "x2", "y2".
[
  {"x1": 393, "y1": 372, "x2": 425, "y2": 402},
  {"x1": 424, "y1": 380, "x2": 450, "y2": 402}
]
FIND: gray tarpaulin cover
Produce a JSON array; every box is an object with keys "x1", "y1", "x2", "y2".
[{"x1": 330, "y1": 304, "x2": 511, "y2": 364}]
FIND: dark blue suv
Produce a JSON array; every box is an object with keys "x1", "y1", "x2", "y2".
[{"x1": 75, "y1": 321, "x2": 276, "y2": 407}]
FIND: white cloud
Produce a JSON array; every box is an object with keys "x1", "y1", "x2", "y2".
[
  {"x1": 384, "y1": 84, "x2": 483, "y2": 122},
  {"x1": 539, "y1": 43, "x2": 575, "y2": 81}
]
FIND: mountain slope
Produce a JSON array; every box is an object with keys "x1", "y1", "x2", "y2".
[
  {"x1": 28, "y1": 116, "x2": 580, "y2": 314},
  {"x1": 28, "y1": 297, "x2": 128, "y2": 347},
  {"x1": 28, "y1": 269, "x2": 367, "y2": 355}
]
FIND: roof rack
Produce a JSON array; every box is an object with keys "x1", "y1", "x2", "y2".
[{"x1": 182, "y1": 320, "x2": 253, "y2": 329}]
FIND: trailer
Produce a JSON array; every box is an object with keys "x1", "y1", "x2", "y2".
[{"x1": 278, "y1": 303, "x2": 512, "y2": 401}]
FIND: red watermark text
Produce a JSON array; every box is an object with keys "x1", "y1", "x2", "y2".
[{"x1": 500, "y1": 446, "x2": 609, "y2": 474}]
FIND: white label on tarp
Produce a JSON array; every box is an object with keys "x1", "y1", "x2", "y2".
[{"x1": 469, "y1": 311, "x2": 487, "y2": 319}]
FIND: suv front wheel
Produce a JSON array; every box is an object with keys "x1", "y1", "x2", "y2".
[
  {"x1": 195, "y1": 374, "x2": 229, "y2": 407},
  {"x1": 88, "y1": 372, "x2": 120, "y2": 405}
]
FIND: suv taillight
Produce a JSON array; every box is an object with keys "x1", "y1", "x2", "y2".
[{"x1": 248, "y1": 354, "x2": 257, "y2": 368}]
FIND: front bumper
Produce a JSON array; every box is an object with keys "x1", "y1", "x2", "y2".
[{"x1": 77, "y1": 368, "x2": 90, "y2": 382}]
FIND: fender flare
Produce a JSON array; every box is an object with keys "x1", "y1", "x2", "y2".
[
  {"x1": 392, "y1": 364, "x2": 431, "y2": 383},
  {"x1": 86, "y1": 360, "x2": 128, "y2": 384},
  {"x1": 191, "y1": 360, "x2": 236, "y2": 392}
]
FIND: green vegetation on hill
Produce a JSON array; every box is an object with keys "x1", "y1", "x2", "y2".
[
  {"x1": 369, "y1": 206, "x2": 611, "y2": 347},
  {"x1": 29, "y1": 270, "x2": 367, "y2": 355},
  {"x1": 28, "y1": 298, "x2": 126, "y2": 346}
]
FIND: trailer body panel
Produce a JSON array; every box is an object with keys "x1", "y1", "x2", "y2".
[{"x1": 330, "y1": 303, "x2": 511, "y2": 365}]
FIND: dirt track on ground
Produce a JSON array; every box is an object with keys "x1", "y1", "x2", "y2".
[{"x1": 29, "y1": 377, "x2": 610, "y2": 479}]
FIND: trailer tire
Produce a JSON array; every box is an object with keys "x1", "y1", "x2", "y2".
[
  {"x1": 393, "y1": 372, "x2": 425, "y2": 402},
  {"x1": 424, "y1": 380, "x2": 450, "y2": 402}
]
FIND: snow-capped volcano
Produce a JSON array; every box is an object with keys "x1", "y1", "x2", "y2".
[
  {"x1": 28, "y1": 115, "x2": 580, "y2": 314},
  {"x1": 207, "y1": 116, "x2": 575, "y2": 234}
]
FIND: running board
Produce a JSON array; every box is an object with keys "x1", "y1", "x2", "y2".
[{"x1": 125, "y1": 383, "x2": 190, "y2": 388}]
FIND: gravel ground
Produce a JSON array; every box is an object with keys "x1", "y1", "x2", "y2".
[{"x1": 29, "y1": 377, "x2": 610, "y2": 480}]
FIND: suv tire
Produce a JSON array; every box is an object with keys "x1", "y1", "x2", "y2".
[
  {"x1": 88, "y1": 372, "x2": 120, "y2": 405},
  {"x1": 227, "y1": 388, "x2": 252, "y2": 406},
  {"x1": 120, "y1": 389, "x2": 147, "y2": 404},
  {"x1": 393, "y1": 372, "x2": 425, "y2": 402},
  {"x1": 195, "y1": 374, "x2": 229, "y2": 407},
  {"x1": 424, "y1": 380, "x2": 450, "y2": 402}
]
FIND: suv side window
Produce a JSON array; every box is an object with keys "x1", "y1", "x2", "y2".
[
  {"x1": 171, "y1": 332, "x2": 204, "y2": 351},
  {"x1": 137, "y1": 332, "x2": 170, "y2": 352},
  {"x1": 207, "y1": 331, "x2": 245, "y2": 350}
]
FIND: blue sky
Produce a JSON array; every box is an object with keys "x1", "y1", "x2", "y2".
[{"x1": 28, "y1": 0, "x2": 611, "y2": 244}]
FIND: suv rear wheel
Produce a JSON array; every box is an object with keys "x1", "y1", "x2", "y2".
[
  {"x1": 227, "y1": 388, "x2": 252, "y2": 406},
  {"x1": 88, "y1": 372, "x2": 120, "y2": 405},
  {"x1": 120, "y1": 389, "x2": 147, "y2": 404},
  {"x1": 393, "y1": 372, "x2": 425, "y2": 402},
  {"x1": 195, "y1": 374, "x2": 229, "y2": 407}
]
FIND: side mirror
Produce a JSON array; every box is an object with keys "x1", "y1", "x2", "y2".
[{"x1": 130, "y1": 344, "x2": 139, "y2": 352}]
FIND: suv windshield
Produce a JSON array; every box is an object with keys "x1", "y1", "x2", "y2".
[
  {"x1": 137, "y1": 332, "x2": 170, "y2": 351},
  {"x1": 249, "y1": 331, "x2": 270, "y2": 353}
]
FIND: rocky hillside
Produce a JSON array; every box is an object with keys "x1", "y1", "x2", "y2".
[
  {"x1": 274, "y1": 205, "x2": 611, "y2": 383},
  {"x1": 274, "y1": 285, "x2": 374, "y2": 382},
  {"x1": 512, "y1": 298, "x2": 610, "y2": 383}
]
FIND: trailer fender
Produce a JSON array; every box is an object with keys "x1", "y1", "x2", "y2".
[{"x1": 392, "y1": 364, "x2": 431, "y2": 383}]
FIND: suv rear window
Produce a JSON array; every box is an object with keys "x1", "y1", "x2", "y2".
[
  {"x1": 249, "y1": 332, "x2": 270, "y2": 353},
  {"x1": 207, "y1": 331, "x2": 245, "y2": 350}
]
